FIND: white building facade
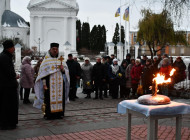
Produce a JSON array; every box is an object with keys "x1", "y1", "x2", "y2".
[{"x1": 28, "y1": 0, "x2": 79, "y2": 55}]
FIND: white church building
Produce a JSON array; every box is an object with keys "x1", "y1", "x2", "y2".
[
  {"x1": 28, "y1": 0, "x2": 79, "y2": 55},
  {"x1": 0, "y1": 0, "x2": 30, "y2": 50},
  {"x1": 0, "y1": 0, "x2": 79, "y2": 56}
]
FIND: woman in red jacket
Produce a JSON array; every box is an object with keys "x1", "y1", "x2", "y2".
[
  {"x1": 160, "y1": 58, "x2": 172, "y2": 79},
  {"x1": 159, "y1": 58, "x2": 172, "y2": 95},
  {"x1": 130, "y1": 59, "x2": 143, "y2": 98}
]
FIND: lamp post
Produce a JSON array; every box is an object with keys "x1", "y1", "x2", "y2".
[{"x1": 34, "y1": 38, "x2": 44, "y2": 57}]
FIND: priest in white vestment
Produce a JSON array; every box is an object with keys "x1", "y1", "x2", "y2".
[{"x1": 33, "y1": 43, "x2": 70, "y2": 120}]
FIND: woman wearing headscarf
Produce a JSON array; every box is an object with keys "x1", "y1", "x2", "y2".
[
  {"x1": 108, "y1": 59, "x2": 121, "y2": 99},
  {"x1": 20, "y1": 56, "x2": 34, "y2": 104},
  {"x1": 81, "y1": 57, "x2": 93, "y2": 99},
  {"x1": 159, "y1": 58, "x2": 172, "y2": 95}
]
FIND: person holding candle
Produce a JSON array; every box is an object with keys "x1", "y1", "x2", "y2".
[{"x1": 81, "y1": 57, "x2": 93, "y2": 99}]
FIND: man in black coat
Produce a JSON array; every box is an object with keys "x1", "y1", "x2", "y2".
[
  {"x1": 92, "y1": 57, "x2": 106, "y2": 100},
  {"x1": 0, "y1": 40, "x2": 18, "y2": 130},
  {"x1": 73, "y1": 56, "x2": 81, "y2": 98},
  {"x1": 122, "y1": 53, "x2": 131, "y2": 67},
  {"x1": 102, "y1": 56, "x2": 110, "y2": 98},
  {"x1": 66, "y1": 54, "x2": 81, "y2": 101}
]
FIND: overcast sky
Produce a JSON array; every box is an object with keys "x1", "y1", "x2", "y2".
[{"x1": 11, "y1": 0, "x2": 190, "y2": 42}]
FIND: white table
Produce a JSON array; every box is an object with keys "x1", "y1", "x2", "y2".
[{"x1": 118, "y1": 100, "x2": 190, "y2": 140}]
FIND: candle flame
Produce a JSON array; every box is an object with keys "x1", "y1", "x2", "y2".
[
  {"x1": 153, "y1": 74, "x2": 171, "y2": 84},
  {"x1": 153, "y1": 68, "x2": 176, "y2": 85},
  {"x1": 169, "y1": 68, "x2": 176, "y2": 76}
]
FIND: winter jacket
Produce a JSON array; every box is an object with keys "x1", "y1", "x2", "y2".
[
  {"x1": 142, "y1": 64, "x2": 153, "y2": 88},
  {"x1": 173, "y1": 60, "x2": 186, "y2": 83},
  {"x1": 108, "y1": 64, "x2": 121, "y2": 80},
  {"x1": 160, "y1": 65, "x2": 172, "y2": 79},
  {"x1": 66, "y1": 59, "x2": 81, "y2": 83},
  {"x1": 103, "y1": 62, "x2": 110, "y2": 81},
  {"x1": 0, "y1": 50, "x2": 17, "y2": 88},
  {"x1": 152, "y1": 60, "x2": 159, "y2": 75},
  {"x1": 120, "y1": 65, "x2": 127, "y2": 86},
  {"x1": 81, "y1": 63, "x2": 93, "y2": 89},
  {"x1": 20, "y1": 58, "x2": 34, "y2": 88},
  {"x1": 125, "y1": 63, "x2": 134, "y2": 88},
  {"x1": 92, "y1": 62, "x2": 106, "y2": 85},
  {"x1": 131, "y1": 64, "x2": 143, "y2": 84}
]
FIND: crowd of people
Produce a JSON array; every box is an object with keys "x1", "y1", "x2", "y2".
[
  {"x1": 79, "y1": 53, "x2": 187, "y2": 100},
  {"x1": 0, "y1": 40, "x2": 188, "y2": 130},
  {"x1": 17, "y1": 47, "x2": 188, "y2": 104}
]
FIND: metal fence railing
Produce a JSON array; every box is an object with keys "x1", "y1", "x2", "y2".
[{"x1": 174, "y1": 71, "x2": 190, "y2": 91}]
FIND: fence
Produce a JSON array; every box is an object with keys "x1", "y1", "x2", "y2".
[{"x1": 174, "y1": 70, "x2": 190, "y2": 91}]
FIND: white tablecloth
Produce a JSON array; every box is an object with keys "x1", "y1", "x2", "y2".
[{"x1": 117, "y1": 100, "x2": 190, "y2": 117}]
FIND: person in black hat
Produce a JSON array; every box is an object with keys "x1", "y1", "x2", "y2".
[
  {"x1": 66, "y1": 54, "x2": 81, "y2": 101},
  {"x1": 141, "y1": 54, "x2": 147, "y2": 66},
  {"x1": 109, "y1": 54, "x2": 115, "y2": 65},
  {"x1": 49, "y1": 43, "x2": 59, "y2": 57},
  {"x1": 121, "y1": 53, "x2": 131, "y2": 67},
  {"x1": 0, "y1": 40, "x2": 19, "y2": 130},
  {"x1": 33, "y1": 42, "x2": 70, "y2": 120}
]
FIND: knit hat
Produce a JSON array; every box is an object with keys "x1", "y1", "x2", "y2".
[
  {"x1": 50, "y1": 43, "x2": 59, "y2": 48},
  {"x1": 163, "y1": 53, "x2": 168, "y2": 58},
  {"x1": 3, "y1": 40, "x2": 14, "y2": 49},
  {"x1": 84, "y1": 57, "x2": 90, "y2": 61},
  {"x1": 163, "y1": 58, "x2": 169, "y2": 64},
  {"x1": 68, "y1": 54, "x2": 73, "y2": 57},
  {"x1": 113, "y1": 58, "x2": 118, "y2": 62},
  {"x1": 135, "y1": 59, "x2": 141, "y2": 63}
]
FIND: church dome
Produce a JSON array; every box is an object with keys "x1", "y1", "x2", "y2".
[{"x1": 1, "y1": 10, "x2": 29, "y2": 28}]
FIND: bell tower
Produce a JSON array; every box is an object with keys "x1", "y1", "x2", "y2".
[{"x1": 0, "y1": 0, "x2": 10, "y2": 39}]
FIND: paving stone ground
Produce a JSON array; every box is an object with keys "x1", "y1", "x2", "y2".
[
  {"x1": 0, "y1": 88, "x2": 190, "y2": 140},
  {"x1": 19, "y1": 125, "x2": 190, "y2": 140}
]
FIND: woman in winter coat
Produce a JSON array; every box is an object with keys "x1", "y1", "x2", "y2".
[
  {"x1": 125, "y1": 59, "x2": 135, "y2": 99},
  {"x1": 130, "y1": 59, "x2": 143, "y2": 98},
  {"x1": 120, "y1": 61, "x2": 127, "y2": 99},
  {"x1": 160, "y1": 58, "x2": 172, "y2": 78},
  {"x1": 108, "y1": 59, "x2": 121, "y2": 99},
  {"x1": 20, "y1": 56, "x2": 34, "y2": 104},
  {"x1": 81, "y1": 57, "x2": 93, "y2": 99},
  {"x1": 173, "y1": 57, "x2": 186, "y2": 84},
  {"x1": 141, "y1": 59, "x2": 153, "y2": 94}
]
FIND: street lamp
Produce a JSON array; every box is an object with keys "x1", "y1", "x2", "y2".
[{"x1": 34, "y1": 38, "x2": 44, "y2": 57}]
